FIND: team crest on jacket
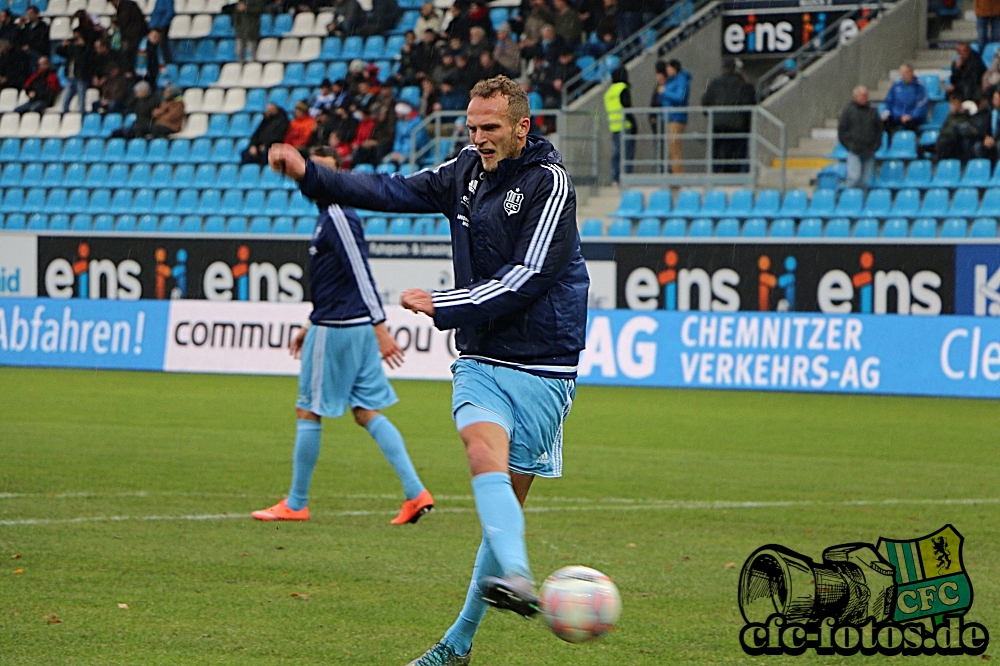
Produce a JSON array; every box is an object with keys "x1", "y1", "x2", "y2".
[{"x1": 504, "y1": 188, "x2": 524, "y2": 216}]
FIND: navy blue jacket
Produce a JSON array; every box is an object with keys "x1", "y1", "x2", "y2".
[
  {"x1": 298, "y1": 136, "x2": 589, "y2": 378},
  {"x1": 307, "y1": 203, "x2": 386, "y2": 327}
]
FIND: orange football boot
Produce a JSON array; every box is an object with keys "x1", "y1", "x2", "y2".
[
  {"x1": 391, "y1": 489, "x2": 435, "y2": 525},
  {"x1": 252, "y1": 498, "x2": 310, "y2": 521}
]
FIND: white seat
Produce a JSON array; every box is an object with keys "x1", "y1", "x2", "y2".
[
  {"x1": 183, "y1": 87, "x2": 204, "y2": 112},
  {"x1": 0, "y1": 89, "x2": 18, "y2": 113},
  {"x1": 238, "y1": 62, "x2": 263, "y2": 87},
  {"x1": 169, "y1": 14, "x2": 191, "y2": 39},
  {"x1": 298, "y1": 37, "x2": 320, "y2": 61},
  {"x1": 314, "y1": 12, "x2": 333, "y2": 34},
  {"x1": 185, "y1": 0, "x2": 207, "y2": 11},
  {"x1": 44, "y1": 0, "x2": 68, "y2": 15},
  {"x1": 173, "y1": 0, "x2": 188, "y2": 12},
  {"x1": 276, "y1": 37, "x2": 300, "y2": 62},
  {"x1": 66, "y1": 0, "x2": 88, "y2": 14},
  {"x1": 255, "y1": 37, "x2": 278, "y2": 61},
  {"x1": 189, "y1": 13, "x2": 212, "y2": 38},
  {"x1": 37, "y1": 113, "x2": 61, "y2": 137},
  {"x1": 260, "y1": 62, "x2": 284, "y2": 88},
  {"x1": 98, "y1": 14, "x2": 111, "y2": 28},
  {"x1": 16, "y1": 112, "x2": 41, "y2": 137},
  {"x1": 50, "y1": 16, "x2": 72, "y2": 39},
  {"x1": 201, "y1": 87, "x2": 225, "y2": 113},
  {"x1": 176, "y1": 112, "x2": 208, "y2": 138},
  {"x1": 84, "y1": 88, "x2": 100, "y2": 109},
  {"x1": 222, "y1": 87, "x2": 246, "y2": 112},
  {"x1": 86, "y1": 0, "x2": 110, "y2": 15},
  {"x1": 59, "y1": 112, "x2": 82, "y2": 137},
  {"x1": 215, "y1": 62, "x2": 242, "y2": 88},
  {"x1": 205, "y1": 0, "x2": 226, "y2": 13},
  {"x1": 0, "y1": 113, "x2": 19, "y2": 138},
  {"x1": 290, "y1": 11, "x2": 315, "y2": 36}
]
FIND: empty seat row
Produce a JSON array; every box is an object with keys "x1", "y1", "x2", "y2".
[
  {"x1": 582, "y1": 217, "x2": 999, "y2": 239},
  {"x1": 828, "y1": 130, "x2": 917, "y2": 161},
  {"x1": 362, "y1": 216, "x2": 449, "y2": 236},
  {"x1": 874, "y1": 158, "x2": 1000, "y2": 189},
  {"x1": 0, "y1": 111, "x2": 82, "y2": 139},
  {"x1": 0, "y1": 187, "x2": 315, "y2": 216},
  {"x1": 175, "y1": 61, "x2": 285, "y2": 89},
  {"x1": 1, "y1": 137, "x2": 249, "y2": 164},
  {"x1": 43, "y1": 0, "x2": 158, "y2": 17},
  {"x1": 0, "y1": 163, "x2": 296, "y2": 191},
  {"x1": 612, "y1": 186, "x2": 1000, "y2": 219}
]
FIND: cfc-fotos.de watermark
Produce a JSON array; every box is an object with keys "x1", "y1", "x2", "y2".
[{"x1": 737, "y1": 525, "x2": 990, "y2": 656}]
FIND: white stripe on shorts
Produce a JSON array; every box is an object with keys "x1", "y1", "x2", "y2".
[{"x1": 310, "y1": 326, "x2": 327, "y2": 414}]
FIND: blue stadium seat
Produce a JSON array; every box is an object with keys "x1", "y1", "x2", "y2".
[
  {"x1": 249, "y1": 216, "x2": 271, "y2": 233},
  {"x1": 272, "y1": 216, "x2": 294, "y2": 234},
  {"x1": 59, "y1": 138, "x2": 83, "y2": 163},
  {"x1": 411, "y1": 217, "x2": 434, "y2": 235},
  {"x1": 880, "y1": 218, "x2": 908, "y2": 237},
  {"x1": 0, "y1": 163, "x2": 22, "y2": 187},
  {"x1": 385, "y1": 34, "x2": 406, "y2": 58},
  {"x1": 688, "y1": 218, "x2": 712, "y2": 237},
  {"x1": 109, "y1": 189, "x2": 134, "y2": 214},
  {"x1": 920, "y1": 74, "x2": 943, "y2": 101},
  {"x1": 825, "y1": 218, "x2": 850, "y2": 237},
  {"x1": 66, "y1": 188, "x2": 88, "y2": 211},
  {"x1": 941, "y1": 218, "x2": 967, "y2": 238},
  {"x1": 217, "y1": 164, "x2": 239, "y2": 187},
  {"x1": 64, "y1": 162, "x2": 86, "y2": 188},
  {"x1": 205, "y1": 114, "x2": 230, "y2": 138},
  {"x1": 132, "y1": 188, "x2": 155, "y2": 212},
  {"x1": 235, "y1": 164, "x2": 261, "y2": 189},
  {"x1": 715, "y1": 218, "x2": 739, "y2": 237},
  {"x1": 0, "y1": 139, "x2": 19, "y2": 162},
  {"x1": 962, "y1": 158, "x2": 993, "y2": 188},
  {"x1": 102, "y1": 114, "x2": 125, "y2": 136},
  {"x1": 288, "y1": 191, "x2": 313, "y2": 216},
  {"x1": 156, "y1": 164, "x2": 181, "y2": 189},
  {"x1": 26, "y1": 213, "x2": 47, "y2": 230},
  {"x1": 283, "y1": 62, "x2": 305, "y2": 86},
  {"x1": 193, "y1": 163, "x2": 216, "y2": 186},
  {"x1": 219, "y1": 189, "x2": 244, "y2": 215},
  {"x1": 215, "y1": 39, "x2": 236, "y2": 63},
  {"x1": 911, "y1": 218, "x2": 938, "y2": 238},
  {"x1": 435, "y1": 218, "x2": 450, "y2": 236},
  {"x1": 390, "y1": 217, "x2": 412, "y2": 235},
  {"x1": 47, "y1": 189, "x2": 68, "y2": 213},
  {"x1": 92, "y1": 214, "x2": 113, "y2": 231},
  {"x1": 166, "y1": 139, "x2": 190, "y2": 163},
  {"x1": 580, "y1": 219, "x2": 602, "y2": 236},
  {"x1": 225, "y1": 216, "x2": 248, "y2": 233},
  {"x1": 919, "y1": 188, "x2": 950, "y2": 217},
  {"x1": 362, "y1": 36, "x2": 385, "y2": 60},
  {"x1": 805, "y1": 189, "x2": 835, "y2": 217},
  {"x1": 20, "y1": 138, "x2": 41, "y2": 161},
  {"x1": 931, "y1": 159, "x2": 962, "y2": 188},
  {"x1": 188, "y1": 138, "x2": 211, "y2": 163},
  {"x1": 136, "y1": 214, "x2": 158, "y2": 232},
  {"x1": 241, "y1": 190, "x2": 265, "y2": 215},
  {"x1": 127, "y1": 163, "x2": 151, "y2": 188},
  {"x1": 874, "y1": 133, "x2": 891, "y2": 159},
  {"x1": 173, "y1": 189, "x2": 199, "y2": 215},
  {"x1": 23, "y1": 188, "x2": 46, "y2": 213},
  {"x1": 108, "y1": 163, "x2": 131, "y2": 187},
  {"x1": 152, "y1": 189, "x2": 177, "y2": 214},
  {"x1": 342, "y1": 35, "x2": 363, "y2": 59},
  {"x1": 923, "y1": 101, "x2": 949, "y2": 130},
  {"x1": 210, "y1": 138, "x2": 235, "y2": 162},
  {"x1": 365, "y1": 217, "x2": 388, "y2": 235},
  {"x1": 635, "y1": 219, "x2": 660, "y2": 236},
  {"x1": 1, "y1": 189, "x2": 25, "y2": 213},
  {"x1": 176, "y1": 215, "x2": 199, "y2": 233},
  {"x1": 920, "y1": 129, "x2": 939, "y2": 150},
  {"x1": 607, "y1": 219, "x2": 631, "y2": 236},
  {"x1": 950, "y1": 188, "x2": 979, "y2": 217},
  {"x1": 391, "y1": 10, "x2": 418, "y2": 33},
  {"x1": 768, "y1": 218, "x2": 794, "y2": 237},
  {"x1": 827, "y1": 142, "x2": 849, "y2": 159},
  {"x1": 302, "y1": 62, "x2": 326, "y2": 87},
  {"x1": 798, "y1": 218, "x2": 822, "y2": 237},
  {"x1": 160, "y1": 215, "x2": 181, "y2": 232},
  {"x1": 295, "y1": 216, "x2": 315, "y2": 234},
  {"x1": 673, "y1": 190, "x2": 701, "y2": 217},
  {"x1": 272, "y1": 12, "x2": 293, "y2": 34},
  {"x1": 245, "y1": 88, "x2": 267, "y2": 113},
  {"x1": 41, "y1": 163, "x2": 63, "y2": 187},
  {"x1": 376, "y1": 163, "x2": 397, "y2": 175},
  {"x1": 198, "y1": 64, "x2": 221, "y2": 87},
  {"x1": 978, "y1": 188, "x2": 1000, "y2": 215},
  {"x1": 886, "y1": 131, "x2": 917, "y2": 159},
  {"x1": 102, "y1": 138, "x2": 125, "y2": 162},
  {"x1": 611, "y1": 190, "x2": 643, "y2": 218},
  {"x1": 4, "y1": 213, "x2": 25, "y2": 229},
  {"x1": 21, "y1": 163, "x2": 43, "y2": 186},
  {"x1": 228, "y1": 113, "x2": 251, "y2": 137},
  {"x1": 662, "y1": 218, "x2": 686, "y2": 236},
  {"x1": 752, "y1": 190, "x2": 781, "y2": 217},
  {"x1": 833, "y1": 188, "x2": 863, "y2": 216},
  {"x1": 490, "y1": 7, "x2": 509, "y2": 27},
  {"x1": 211, "y1": 14, "x2": 234, "y2": 37},
  {"x1": 726, "y1": 190, "x2": 754, "y2": 217},
  {"x1": 264, "y1": 191, "x2": 289, "y2": 215},
  {"x1": 48, "y1": 214, "x2": 70, "y2": 231},
  {"x1": 88, "y1": 189, "x2": 111, "y2": 214},
  {"x1": 79, "y1": 114, "x2": 102, "y2": 137},
  {"x1": 698, "y1": 190, "x2": 727, "y2": 218},
  {"x1": 70, "y1": 214, "x2": 92, "y2": 231},
  {"x1": 114, "y1": 215, "x2": 137, "y2": 231},
  {"x1": 971, "y1": 217, "x2": 998, "y2": 237},
  {"x1": 203, "y1": 216, "x2": 225, "y2": 233},
  {"x1": 41, "y1": 138, "x2": 62, "y2": 162},
  {"x1": 861, "y1": 189, "x2": 892, "y2": 217},
  {"x1": 875, "y1": 160, "x2": 905, "y2": 188},
  {"x1": 177, "y1": 63, "x2": 199, "y2": 87},
  {"x1": 194, "y1": 38, "x2": 216, "y2": 62},
  {"x1": 890, "y1": 188, "x2": 921, "y2": 217},
  {"x1": 742, "y1": 218, "x2": 767, "y2": 237},
  {"x1": 638, "y1": 190, "x2": 671, "y2": 218},
  {"x1": 321, "y1": 36, "x2": 342, "y2": 59}
]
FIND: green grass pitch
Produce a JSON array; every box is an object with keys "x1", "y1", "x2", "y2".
[{"x1": 0, "y1": 366, "x2": 997, "y2": 665}]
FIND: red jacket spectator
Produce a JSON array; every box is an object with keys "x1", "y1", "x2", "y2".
[{"x1": 284, "y1": 102, "x2": 317, "y2": 147}]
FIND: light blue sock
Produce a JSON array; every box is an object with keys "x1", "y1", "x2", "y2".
[
  {"x1": 470, "y1": 472, "x2": 532, "y2": 580},
  {"x1": 287, "y1": 419, "x2": 322, "y2": 511},
  {"x1": 443, "y1": 533, "x2": 500, "y2": 656},
  {"x1": 365, "y1": 414, "x2": 424, "y2": 500}
]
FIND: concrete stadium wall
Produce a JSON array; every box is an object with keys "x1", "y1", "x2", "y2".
[
  {"x1": 566, "y1": 2, "x2": 724, "y2": 187},
  {"x1": 763, "y1": 0, "x2": 928, "y2": 149}
]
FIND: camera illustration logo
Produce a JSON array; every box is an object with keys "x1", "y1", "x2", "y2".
[{"x1": 738, "y1": 525, "x2": 989, "y2": 656}]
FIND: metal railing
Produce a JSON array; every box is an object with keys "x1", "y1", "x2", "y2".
[
  {"x1": 561, "y1": 0, "x2": 718, "y2": 108},
  {"x1": 617, "y1": 105, "x2": 786, "y2": 190},
  {"x1": 407, "y1": 109, "x2": 601, "y2": 188},
  {"x1": 755, "y1": 1, "x2": 885, "y2": 102}
]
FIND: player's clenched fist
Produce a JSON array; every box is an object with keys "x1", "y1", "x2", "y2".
[{"x1": 268, "y1": 143, "x2": 307, "y2": 181}]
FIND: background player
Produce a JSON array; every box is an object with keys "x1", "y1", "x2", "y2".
[
  {"x1": 269, "y1": 76, "x2": 589, "y2": 665},
  {"x1": 252, "y1": 147, "x2": 435, "y2": 526}
]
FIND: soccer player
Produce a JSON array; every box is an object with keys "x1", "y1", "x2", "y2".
[
  {"x1": 269, "y1": 76, "x2": 589, "y2": 665},
  {"x1": 252, "y1": 148, "x2": 435, "y2": 526}
]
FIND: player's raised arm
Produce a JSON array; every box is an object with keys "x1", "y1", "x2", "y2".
[{"x1": 430, "y1": 165, "x2": 580, "y2": 331}]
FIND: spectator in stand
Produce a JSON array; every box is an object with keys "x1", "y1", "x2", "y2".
[
  {"x1": 552, "y1": 0, "x2": 583, "y2": 47},
  {"x1": 467, "y1": 0, "x2": 493, "y2": 37},
  {"x1": 949, "y1": 42, "x2": 986, "y2": 101},
  {"x1": 243, "y1": 103, "x2": 289, "y2": 164},
  {"x1": 595, "y1": 0, "x2": 619, "y2": 48},
  {"x1": 0, "y1": 10, "x2": 16, "y2": 43},
  {"x1": 976, "y1": 0, "x2": 1000, "y2": 54},
  {"x1": 604, "y1": 66, "x2": 636, "y2": 184},
  {"x1": 983, "y1": 48, "x2": 1000, "y2": 89},
  {"x1": 452, "y1": 52, "x2": 480, "y2": 91},
  {"x1": 701, "y1": 58, "x2": 756, "y2": 173},
  {"x1": 150, "y1": 85, "x2": 185, "y2": 137},
  {"x1": 392, "y1": 30, "x2": 419, "y2": 85},
  {"x1": 578, "y1": 0, "x2": 602, "y2": 33},
  {"x1": 71, "y1": 9, "x2": 104, "y2": 46},
  {"x1": 385, "y1": 101, "x2": 427, "y2": 164},
  {"x1": 234, "y1": 0, "x2": 265, "y2": 63},
  {"x1": 662, "y1": 59, "x2": 691, "y2": 174},
  {"x1": 478, "y1": 50, "x2": 503, "y2": 80},
  {"x1": 325, "y1": 131, "x2": 353, "y2": 168},
  {"x1": 89, "y1": 39, "x2": 115, "y2": 84},
  {"x1": 363, "y1": 0, "x2": 402, "y2": 37},
  {"x1": 56, "y1": 30, "x2": 92, "y2": 114},
  {"x1": 93, "y1": 63, "x2": 129, "y2": 113},
  {"x1": 431, "y1": 52, "x2": 457, "y2": 85},
  {"x1": 617, "y1": 0, "x2": 641, "y2": 44},
  {"x1": 412, "y1": 29, "x2": 439, "y2": 77},
  {"x1": 974, "y1": 87, "x2": 1000, "y2": 161},
  {"x1": 111, "y1": 81, "x2": 158, "y2": 137},
  {"x1": 309, "y1": 79, "x2": 336, "y2": 117},
  {"x1": 526, "y1": 24, "x2": 567, "y2": 65},
  {"x1": 330, "y1": 0, "x2": 365, "y2": 36},
  {"x1": 444, "y1": 1, "x2": 471, "y2": 42},
  {"x1": 16, "y1": 6, "x2": 50, "y2": 62},
  {"x1": 466, "y1": 26, "x2": 489, "y2": 58},
  {"x1": 648, "y1": 59, "x2": 665, "y2": 134},
  {"x1": 0, "y1": 39, "x2": 31, "y2": 90},
  {"x1": 415, "y1": 1, "x2": 443, "y2": 37},
  {"x1": 936, "y1": 92, "x2": 978, "y2": 160},
  {"x1": 110, "y1": 0, "x2": 149, "y2": 72},
  {"x1": 641, "y1": 0, "x2": 664, "y2": 25},
  {"x1": 285, "y1": 101, "x2": 317, "y2": 149},
  {"x1": 437, "y1": 77, "x2": 467, "y2": 110},
  {"x1": 837, "y1": 85, "x2": 883, "y2": 190},
  {"x1": 419, "y1": 77, "x2": 438, "y2": 115},
  {"x1": 14, "y1": 56, "x2": 60, "y2": 113},
  {"x1": 539, "y1": 47, "x2": 579, "y2": 108},
  {"x1": 493, "y1": 23, "x2": 520, "y2": 76},
  {"x1": 327, "y1": 105, "x2": 358, "y2": 143},
  {"x1": 148, "y1": 0, "x2": 174, "y2": 63},
  {"x1": 880, "y1": 64, "x2": 929, "y2": 134},
  {"x1": 134, "y1": 29, "x2": 163, "y2": 89},
  {"x1": 519, "y1": 0, "x2": 554, "y2": 52},
  {"x1": 353, "y1": 102, "x2": 395, "y2": 164}
]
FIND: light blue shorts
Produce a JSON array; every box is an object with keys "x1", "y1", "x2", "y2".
[
  {"x1": 297, "y1": 325, "x2": 398, "y2": 418},
  {"x1": 451, "y1": 358, "x2": 576, "y2": 478}
]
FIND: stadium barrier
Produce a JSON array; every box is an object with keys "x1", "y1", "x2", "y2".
[{"x1": 2, "y1": 299, "x2": 1000, "y2": 399}]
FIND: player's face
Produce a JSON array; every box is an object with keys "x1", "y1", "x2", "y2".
[{"x1": 467, "y1": 95, "x2": 529, "y2": 172}]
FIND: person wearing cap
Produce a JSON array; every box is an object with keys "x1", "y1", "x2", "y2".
[
  {"x1": 149, "y1": 85, "x2": 186, "y2": 137},
  {"x1": 701, "y1": 58, "x2": 756, "y2": 173},
  {"x1": 604, "y1": 66, "x2": 636, "y2": 184},
  {"x1": 111, "y1": 80, "x2": 158, "y2": 138},
  {"x1": 285, "y1": 101, "x2": 318, "y2": 149},
  {"x1": 661, "y1": 58, "x2": 691, "y2": 174}
]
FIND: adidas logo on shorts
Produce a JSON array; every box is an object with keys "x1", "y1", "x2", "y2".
[{"x1": 536, "y1": 452, "x2": 550, "y2": 464}]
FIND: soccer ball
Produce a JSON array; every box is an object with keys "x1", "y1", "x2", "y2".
[{"x1": 539, "y1": 566, "x2": 621, "y2": 643}]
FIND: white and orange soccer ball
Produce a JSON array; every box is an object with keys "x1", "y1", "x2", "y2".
[{"x1": 539, "y1": 566, "x2": 622, "y2": 643}]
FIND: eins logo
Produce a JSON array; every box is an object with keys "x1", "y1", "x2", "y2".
[
  {"x1": 45, "y1": 242, "x2": 142, "y2": 300},
  {"x1": 817, "y1": 251, "x2": 942, "y2": 315},
  {"x1": 203, "y1": 245, "x2": 304, "y2": 302},
  {"x1": 628, "y1": 250, "x2": 740, "y2": 311}
]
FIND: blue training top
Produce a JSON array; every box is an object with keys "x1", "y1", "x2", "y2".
[{"x1": 308, "y1": 203, "x2": 386, "y2": 327}]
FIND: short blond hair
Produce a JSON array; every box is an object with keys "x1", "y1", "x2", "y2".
[{"x1": 470, "y1": 75, "x2": 530, "y2": 126}]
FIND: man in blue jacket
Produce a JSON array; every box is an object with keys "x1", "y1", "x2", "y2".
[
  {"x1": 252, "y1": 148, "x2": 435, "y2": 527},
  {"x1": 661, "y1": 58, "x2": 690, "y2": 173},
  {"x1": 880, "y1": 64, "x2": 929, "y2": 134},
  {"x1": 148, "y1": 0, "x2": 174, "y2": 63},
  {"x1": 269, "y1": 75, "x2": 589, "y2": 666}
]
